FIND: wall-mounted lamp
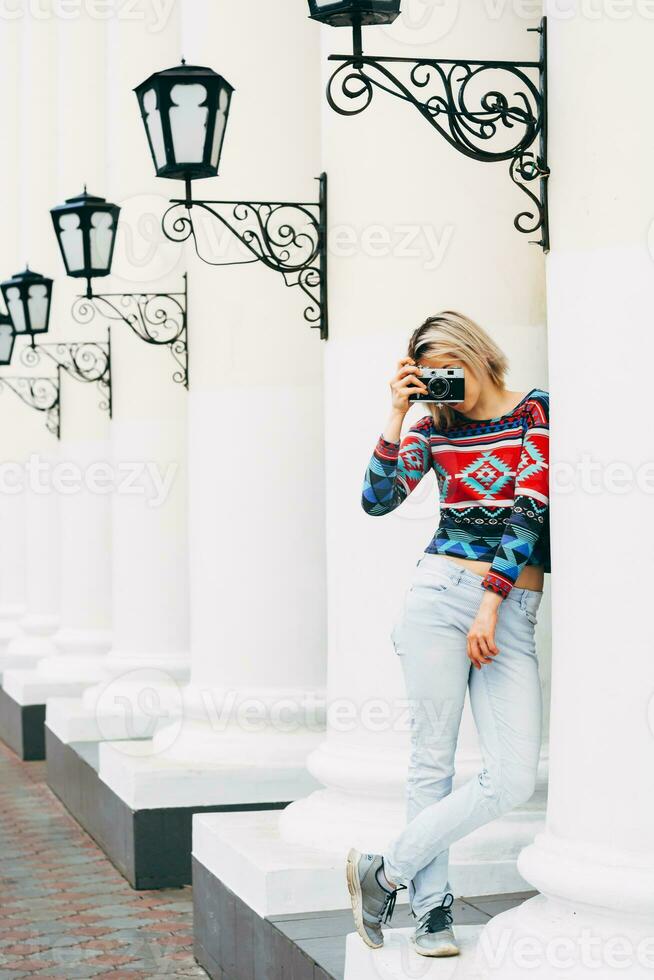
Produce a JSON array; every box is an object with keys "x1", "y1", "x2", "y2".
[
  {"x1": 0, "y1": 374, "x2": 60, "y2": 438},
  {"x1": 1, "y1": 268, "x2": 54, "y2": 343},
  {"x1": 309, "y1": 2, "x2": 549, "y2": 250},
  {"x1": 135, "y1": 61, "x2": 233, "y2": 182},
  {"x1": 50, "y1": 190, "x2": 188, "y2": 387},
  {"x1": 135, "y1": 63, "x2": 329, "y2": 339},
  {"x1": 50, "y1": 189, "x2": 120, "y2": 300},
  {"x1": 0, "y1": 315, "x2": 16, "y2": 367}
]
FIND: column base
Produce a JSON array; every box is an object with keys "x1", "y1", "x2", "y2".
[
  {"x1": 0, "y1": 603, "x2": 25, "y2": 664},
  {"x1": 6, "y1": 616, "x2": 59, "y2": 667},
  {"x1": 0, "y1": 685, "x2": 45, "y2": 759},
  {"x1": 465, "y1": 893, "x2": 654, "y2": 979}
]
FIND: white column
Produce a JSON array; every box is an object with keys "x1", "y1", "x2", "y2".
[
  {"x1": 192, "y1": 4, "x2": 550, "y2": 918},
  {"x1": 467, "y1": 10, "x2": 654, "y2": 979},
  {"x1": 0, "y1": 14, "x2": 27, "y2": 669},
  {"x1": 47, "y1": 4, "x2": 190, "y2": 741},
  {"x1": 3, "y1": 6, "x2": 61, "y2": 678},
  {"x1": 3, "y1": 7, "x2": 113, "y2": 704},
  {"x1": 98, "y1": 0, "x2": 328, "y2": 809}
]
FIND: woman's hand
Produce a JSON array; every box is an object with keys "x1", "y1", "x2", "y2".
[
  {"x1": 389, "y1": 357, "x2": 429, "y2": 417},
  {"x1": 467, "y1": 591, "x2": 503, "y2": 669}
]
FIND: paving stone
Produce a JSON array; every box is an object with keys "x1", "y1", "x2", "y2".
[{"x1": 0, "y1": 744, "x2": 206, "y2": 980}]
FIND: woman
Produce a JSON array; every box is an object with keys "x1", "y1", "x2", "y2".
[{"x1": 346, "y1": 311, "x2": 550, "y2": 958}]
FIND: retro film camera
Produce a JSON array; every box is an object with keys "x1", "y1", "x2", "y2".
[{"x1": 409, "y1": 367, "x2": 465, "y2": 404}]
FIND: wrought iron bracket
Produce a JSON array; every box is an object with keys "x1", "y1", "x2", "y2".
[
  {"x1": 20, "y1": 334, "x2": 112, "y2": 418},
  {"x1": 162, "y1": 173, "x2": 328, "y2": 339},
  {"x1": 0, "y1": 373, "x2": 61, "y2": 439},
  {"x1": 72, "y1": 274, "x2": 188, "y2": 387},
  {"x1": 326, "y1": 19, "x2": 549, "y2": 250}
]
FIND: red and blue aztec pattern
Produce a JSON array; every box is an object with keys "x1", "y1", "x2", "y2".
[{"x1": 362, "y1": 388, "x2": 550, "y2": 599}]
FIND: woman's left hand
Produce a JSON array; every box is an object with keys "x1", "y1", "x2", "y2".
[{"x1": 467, "y1": 591, "x2": 503, "y2": 669}]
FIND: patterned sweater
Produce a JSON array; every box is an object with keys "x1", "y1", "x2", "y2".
[{"x1": 362, "y1": 388, "x2": 550, "y2": 599}]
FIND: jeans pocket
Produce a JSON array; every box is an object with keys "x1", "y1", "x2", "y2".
[
  {"x1": 520, "y1": 591, "x2": 543, "y2": 626},
  {"x1": 410, "y1": 570, "x2": 453, "y2": 595}
]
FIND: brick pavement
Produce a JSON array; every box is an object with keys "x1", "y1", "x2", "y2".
[{"x1": 0, "y1": 741, "x2": 208, "y2": 979}]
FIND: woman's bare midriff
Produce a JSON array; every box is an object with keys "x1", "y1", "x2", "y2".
[{"x1": 442, "y1": 555, "x2": 545, "y2": 592}]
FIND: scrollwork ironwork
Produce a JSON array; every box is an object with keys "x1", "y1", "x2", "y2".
[
  {"x1": 21, "y1": 338, "x2": 112, "y2": 415},
  {"x1": 72, "y1": 276, "x2": 188, "y2": 387},
  {"x1": 0, "y1": 375, "x2": 60, "y2": 438},
  {"x1": 162, "y1": 174, "x2": 328, "y2": 339},
  {"x1": 325, "y1": 19, "x2": 549, "y2": 250}
]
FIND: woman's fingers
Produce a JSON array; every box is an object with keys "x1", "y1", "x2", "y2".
[
  {"x1": 468, "y1": 635, "x2": 492, "y2": 668},
  {"x1": 477, "y1": 635, "x2": 497, "y2": 660}
]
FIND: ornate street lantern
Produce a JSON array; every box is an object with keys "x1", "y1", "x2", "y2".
[
  {"x1": 50, "y1": 189, "x2": 120, "y2": 299},
  {"x1": 0, "y1": 314, "x2": 15, "y2": 366},
  {"x1": 0, "y1": 268, "x2": 53, "y2": 343},
  {"x1": 307, "y1": 0, "x2": 401, "y2": 26},
  {"x1": 134, "y1": 62, "x2": 234, "y2": 185}
]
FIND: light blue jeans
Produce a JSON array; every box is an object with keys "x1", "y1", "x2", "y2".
[{"x1": 383, "y1": 552, "x2": 543, "y2": 919}]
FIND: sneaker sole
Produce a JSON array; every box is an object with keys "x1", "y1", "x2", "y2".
[
  {"x1": 345, "y1": 847, "x2": 383, "y2": 950},
  {"x1": 411, "y1": 938, "x2": 460, "y2": 957}
]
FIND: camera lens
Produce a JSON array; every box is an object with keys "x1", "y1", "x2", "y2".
[{"x1": 428, "y1": 376, "x2": 450, "y2": 399}]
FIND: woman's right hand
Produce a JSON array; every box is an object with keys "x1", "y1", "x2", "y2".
[{"x1": 390, "y1": 357, "x2": 429, "y2": 416}]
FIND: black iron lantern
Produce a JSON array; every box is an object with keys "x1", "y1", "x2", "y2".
[
  {"x1": 307, "y1": 0, "x2": 401, "y2": 26},
  {"x1": 0, "y1": 315, "x2": 15, "y2": 366},
  {"x1": 50, "y1": 189, "x2": 120, "y2": 299},
  {"x1": 0, "y1": 268, "x2": 53, "y2": 342},
  {"x1": 134, "y1": 62, "x2": 234, "y2": 183}
]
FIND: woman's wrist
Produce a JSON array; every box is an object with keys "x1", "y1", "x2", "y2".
[
  {"x1": 479, "y1": 589, "x2": 503, "y2": 614},
  {"x1": 382, "y1": 410, "x2": 407, "y2": 444}
]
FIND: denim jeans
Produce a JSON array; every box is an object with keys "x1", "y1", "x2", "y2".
[{"x1": 383, "y1": 552, "x2": 543, "y2": 920}]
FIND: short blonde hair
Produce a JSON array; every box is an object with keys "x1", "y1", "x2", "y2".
[{"x1": 407, "y1": 311, "x2": 509, "y2": 429}]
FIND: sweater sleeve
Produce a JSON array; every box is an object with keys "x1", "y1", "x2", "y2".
[
  {"x1": 481, "y1": 393, "x2": 550, "y2": 599},
  {"x1": 361, "y1": 416, "x2": 432, "y2": 516}
]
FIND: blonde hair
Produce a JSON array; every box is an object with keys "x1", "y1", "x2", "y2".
[{"x1": 407, "y1": 311, "x2": 509, "y2": 429}]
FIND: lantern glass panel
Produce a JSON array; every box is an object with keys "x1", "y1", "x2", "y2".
[
  {"x1": 142, "y1": 89, "x2": 167, "y2": 170},
  {"x1": 6, "y1": 288, "x2": 26, "y2": 334},
  {"x1": 90, "y1": 211, "x2": 115, "y2": 271},
  {"x1": 28, "y1": 284, "x2": 50, "y2": 333},
  {"x1": 58, "y1": 213, "x2": 85, "y2": 271},
  {"x1": 211, "y1": 88, "x2": 231, "y2": 170},
  {"x1": 0, "y1": 322, "x2": 14, "y2": 365},
  {"x1": 170, "y1": 83, "x2": 209, "y2": 163}
]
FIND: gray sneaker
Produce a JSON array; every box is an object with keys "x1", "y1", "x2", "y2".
[
  {"x1": 345, "y1": 848, "x2": 403, "y2": 948},
  {"x1": 412, "y1": 893, "x2": 460, "y2": 957}
]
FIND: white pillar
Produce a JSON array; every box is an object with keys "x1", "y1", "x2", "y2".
[
  {"x1": 467, "y1": 11, "x2": 654, "y2": 979},
  {"x1": 2, "y1": 7, "x2": 113, "y2": 705},
  {"x1": 192, "y1": 4, "x2": 551, "y2": 918},
  {"x1": 0, "y1": 14, "x2": 27, "y2": 669},
  {"x1": 47, "y1": 4, "x2": 190, "y2": 742},
  {"x1": 98, "y1": 0, "x2": 328, "y2": 809},
  {"x1": 3, "y1": 6, "x2": 61, "y2": 678}
]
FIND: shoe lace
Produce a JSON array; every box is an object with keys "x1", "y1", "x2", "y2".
[
  {"x1": 424, "y1": 893, "x2": 454, "y2": 933},
  {"x1": 375, "y1": 861, "x2": 406, "y2": 925},
  {"x1": 381, "y1": 886, "x2": 400, "y2": 924}
]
